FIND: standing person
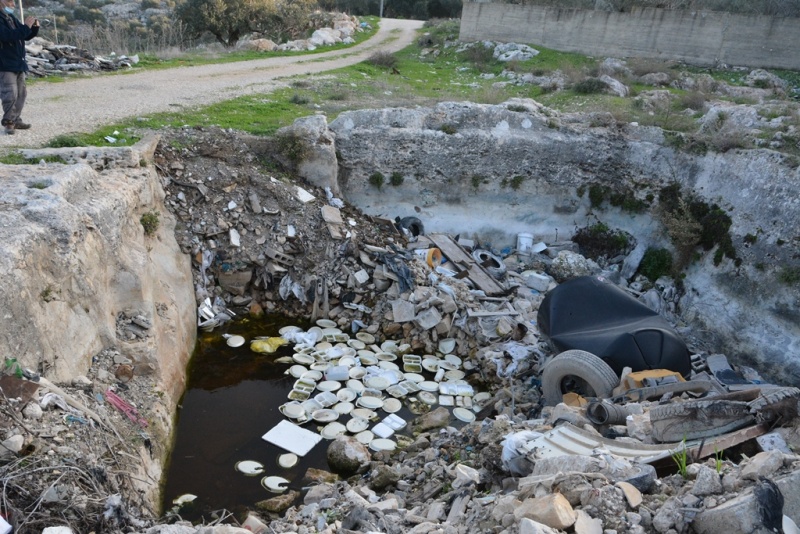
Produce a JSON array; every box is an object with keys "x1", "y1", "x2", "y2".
[{"x1": 0, "y1": 0, "x2": 37, "y2": 135}]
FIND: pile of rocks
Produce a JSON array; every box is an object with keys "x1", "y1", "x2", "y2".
[{"x1": 25, "y1": 36, "x2": 138, "y2": 76}]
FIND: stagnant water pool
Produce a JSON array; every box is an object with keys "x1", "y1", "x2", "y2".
[{"x1": 161, "y1": 315, "x2": 319, "y2": 521}]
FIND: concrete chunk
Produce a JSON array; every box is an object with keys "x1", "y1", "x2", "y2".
[
  {"x1": 414, "y1": 306, "x2": 442, "y2": 330},
  {"x1": 391, "y1": 299, "x2": 416, "y2": 323},
  {"x1": 514, "y1": 493, "x2": 576, "y2": 530}
]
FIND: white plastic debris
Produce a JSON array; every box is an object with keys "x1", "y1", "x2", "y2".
[
  {"x1": 262, "y1": 420, "x2": 322, "y2": 456},
  {"x1": 453, "y1": 464, "x2": 481, "y2": 488},
  {"x1": 229, "y1": 228, "x2": 240, "y2": 247},
  {"x1": 501, "y1": 430, "x2": 544, "y2": 476},
  {"x1": 295, "y1": 186, "x2": 315, "y2": 204},
  {"x1": 325, "y1": 186, "x2": 345, "y2": 208}
]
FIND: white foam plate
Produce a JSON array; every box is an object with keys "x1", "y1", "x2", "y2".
[
  {"x1": 422, "y1": 358, "x2": 441, "y2": 372},
  {"x1": 320, "y1": 422, "x2": 346, "y2": 439},
  {"x1": 355, "y1": 332, "x2": 375, "y2": 344},
  {"x1": 289, "y1": 365, "x2": 307, "y2": 378},
  {"x1": 347, "y1": 379, "x2": 365, "y2": 394},
  {"x1": 261, "y1": 476, "x2": 289, "y2": 493},
  {"x1": 333, "y1": 401, "x2": 354, "y2": 415},
  {"x1": 369, "y1": 438, "x2": 397, "y2": 452},
  {"x1": 445, "y1": 370, "x2": 466, "y2": 381},
  {"x1": 403, "y1": 373, "x2": 425, "y2": 383},
  {"x1": 279, "y1": 325, "x2": 302, "y2": 336},
  {"x1": 419, "y1": 391, "x2": 437, "y2": 405},
  {"x1": 301, "y1": 370, "x2": 323, "y2": 382},
  {"x1": 418, "y1": 381, "x2": 439, "y2": 392},
  {"x1": 357, "y1": 396, "x2": 384, "y2": 409},
  {"x1": 281, "y1": 403, "x2": 305, "y2": 419},
  {"x1": 349, "y1": 367, "x2": 367, "y2": 379},
  {"x1": 444, "y1": 354, "x2": 462, "y2": 367},
  {"x1": 226, "y1": 335, "x2": 246, "y2": 348},
  {"x1": 316, "y1": 381, "x2": 341, "y2": 392},
  {"x1": 311, "y1": 409, "x2": 339, "y2": 423},
  {"x1": 351, "y1": 408, "x2": 376, "y2": 420},
  {"x1": 316, "y1": 319, "x2": 337, "y2": 328},
  {"x1": 293, "y1": 353, "x2": 315, "y2": 365},
  {"x1": 355, "y1": 430, "x2": 374, "y2": 444},
  {"x1": 382, "y1": 398, "x2": 402, "y2": 413},
  {"x1": 321, "y1": 327, "x2": 342, "y2": 336},
  {"x1": 235, "y1": 460, "x2": 264, "y2": 475},
  {"x1": 346, "y1": 417, "x2": 370, "y2": 433},
  {"x1": 277, "y1": 453, "x2": 298, "y2": 469},
  {"x1": 337, "y1": 388, "x2": 357, "y2": 402},
  {"x1": 378, "y1": 361, "x2": 399, "y2": 371},
  {"x1": 365, "y1": 376, "x2": 390, "y2": 390},
  {"x1": 348, "y1": 339, "x2": 366, "y2": 350},
  {"x1": 380, "y1": 341, "x2": 398, "y2": 353},
  {"x1": 376, "y1": 352, "x2": 397, "y2": 362},
  {"x1": 453, "y1": 407, "x2": 476, "y2": 423}
]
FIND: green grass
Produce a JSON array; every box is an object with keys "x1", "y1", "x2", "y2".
[{"x1": 24, "y1": 18, "x2": 800, "y2": 154}]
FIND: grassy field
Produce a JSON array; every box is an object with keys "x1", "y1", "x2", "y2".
[{"x1": 18, "y1": 18, "x2": 800, "y2": 155}]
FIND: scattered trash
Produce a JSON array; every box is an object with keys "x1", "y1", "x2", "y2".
[{"x1": 104, "y1": 389, "x2": 148, "y2": 428}]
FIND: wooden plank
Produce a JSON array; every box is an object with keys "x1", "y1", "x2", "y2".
[
  {"x1": 466, "y1": 309, "x2": 520, "y2": 317},
  {"x1": 690, "y1": 424, "x2": 769, "y2": 460},
  {"x1": 428, "y1": 233, "x2": 506, "y2": 296}
]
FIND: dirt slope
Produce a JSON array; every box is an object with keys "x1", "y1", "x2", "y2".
[{"x1": 0, "y1": 18, "x2": 424, "y2": 149}]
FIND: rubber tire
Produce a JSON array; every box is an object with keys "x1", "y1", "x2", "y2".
[
  {"x1": 472, "y1": 249, "x2": 507, "y2": 279},
  {"x1": 398, "y1": 216, "x2": 424, "y2": 237},
  {"x1": 541, "y1": 350, "x2": 620, "y2": 406},
  {"x1": 649, "y1": 400, "x2": 754, "y2": 443}
]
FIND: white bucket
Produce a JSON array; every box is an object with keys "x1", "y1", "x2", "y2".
[{"x1": 517, "y1": 233, "x2": 534, "y2": 254}]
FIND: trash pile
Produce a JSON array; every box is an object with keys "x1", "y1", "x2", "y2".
[
  {"x1": 150, "y1": 126, "x2": 800, "y2": 533},
  {"x1": 25, "y1": 37, "x2": 139, "y2": 77},
  {"x1": 1, "y1": 126, "x2": 799, "y2": 533}
]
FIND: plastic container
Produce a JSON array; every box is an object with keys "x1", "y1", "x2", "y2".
[
  {"x1": 517, "y1": 233, "x2": 534, "y2": 254},
  {"x1": 413, "y1": 247, "x2": 443, "y2": 267}
]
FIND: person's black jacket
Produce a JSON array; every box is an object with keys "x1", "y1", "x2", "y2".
[{"x1": 0, "y1": 11, "x2": 38, "y2": 73}]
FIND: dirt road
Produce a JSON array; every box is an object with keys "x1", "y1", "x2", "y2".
[{"x1": 1, "y1": 18, "x2": 424, "y2": 149}]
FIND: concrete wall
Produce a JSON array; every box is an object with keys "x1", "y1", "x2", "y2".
[{"x1": 460, "y1": 2, "x2": 800, "y2": 70}]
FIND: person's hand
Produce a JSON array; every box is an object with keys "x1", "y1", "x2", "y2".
[{"x1": 24, "y1": 16, "x2": 38, "y2": 28}]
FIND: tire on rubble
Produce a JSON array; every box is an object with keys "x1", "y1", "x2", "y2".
[
  {"x1": 397, "y1": 216, "x2": 424, "y2": 237},
  {"x1": 541, "y1": 350, "x2": 620, "y2": 406},
  {"x1": 649, "y1": 400, "x2": 755, "y2": 443},
  {"x1": 472, "y1": 249, "x2": 507, "y2": 279}
]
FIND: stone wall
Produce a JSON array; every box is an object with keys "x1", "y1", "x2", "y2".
[
  {"x1": 0, "y1": 136, "x2": 196, "y2": 407},
  {"x1": 327, "y1": 100, "x2": 800, "y2": 385},
  {"x1": 459, "y1": 2, "x2": 800, "y2": 70}
]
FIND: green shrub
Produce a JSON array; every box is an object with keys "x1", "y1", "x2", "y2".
[
  {"x1": 140, "y1": 210, "x2": 160, "y2": 236},
  {"x1": 440, "y1": 124, "x2": 457, "y2": 135},
  {"x1": 366, "y1": 51, "x2": 397, "y2": 69},
  {"x1": 46, "y1": 134, "x2": 83, "y2": 148},
  {"x1": 574, "y1": 77, "x2": 608, "y2": 94},
  {"x1": 276, "y1": 132, "x2": 308, "y2": 164},
  {"x1": 510, "y1": 175, "x2": 525, "y2": 190},
  {"x1": 639, "y1": 248, "x2": 674, "y2": 281},
  {"x1": 778, "y1": 266, "x2": 800, "y2": 285},
  {"x1": 369, "y1": 172, "x2": 384, "y2": 189},
  {"x1": 289, "y1": 93, "x2": 310, "y2": 105},
  {"x1": 390, "y1": 172, "x2": 404, "y2": 186},
  {"x1": 572, "y1": 222, "x2": 634, "y2": 259},
  {"x1": 588, "y1": 184, "x2": 607, "y2": 208}
]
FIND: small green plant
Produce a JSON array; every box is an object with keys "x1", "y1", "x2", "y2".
[
  {"x1": 574, "y1": 77, "x2": 608, "y2": 94},
  {"x1": 140, "y1": 210, "x2": 160, "y2": 236},
  {"x1": 510, "y1": 175, "x2": 525, "y2": 190},
  {"x1": 28, "y1": 181, "x2": 50, "y2": 189},
  {"x1": 46, "y1": 134, "x2": 83, "y2": 148},
  {"x1": 389, "y1": 172, "x2": 404, "y2": 186},
  {"x1": 470, "y1": 174, "x2": 485, "y2": 189},
  {"x1": 588, "y1": 184, "x2": 607, "y2": 208},
  {"x1": 40, "y1": 284, "x2": 58, "y2": 302},
  {"x1": 4, "y1": 357, "x2": 23, "y2": 379},
  {"x1": 639, "y1": 248, "x2": 674, "y2": 281},
  {"x1": 289, "y1": 93, "x2": 310, "y2": 105},
  {"x1": 743, "y1": 233, "x2": 758, "y2": 244},
  {"x1": 368, "y1": 172, "x2": 384, "y2": 189},
  {"x1": 778, "y1": 266, "x2": 800, "y2": 285},
  {"x1": 714, "y1": 448, "x2": 724, "y2": 473},
  {"x1": 440, "y1": 124, "x2": 457, "y2": 135},
  {"x1": 671, "y1": 440, "x2": 689, "y2": 478},
  {"x1": 507, "y1": 104, "x2": 528, "y2": 112},
  {"x1": 366, "y1": 51, "x2": 398, "y2": 69},
  {"x1": 276, "y1": 132, "x2": 308, "y2": 164}
]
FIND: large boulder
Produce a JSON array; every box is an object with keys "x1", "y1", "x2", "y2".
[{"x1": 327, "y1": 435, "x2": 371, "y2": 476}]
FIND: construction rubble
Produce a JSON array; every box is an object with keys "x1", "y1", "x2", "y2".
[{"x1": 0, "y1": 126, "x2": 799, "y2": 534}]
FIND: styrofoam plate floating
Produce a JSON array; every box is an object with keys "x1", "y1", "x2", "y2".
[
  {"x1": 355, "y1": 332, "x2": 375, "y2": 344},
  {"x1": 454, "y1": 407, "x2": 476, "y2": 423},
  {"x1": 346, "y1": 417, "x2": 370, "y2": 433},
  {"x1": 337, "y1": 388, "x2": 357, "y2": 402},
  {"x1": 261, "y1": 476, "x2": 290, "y2": 493},
  {"x1": 382, "y1": 398, "x2": 402, "y2": 413},
  {"x1": 320, "y1": 422, "x2": 347, "y2": 439},
  {"x1": 365, "y1": 376, "x2": 390, "y2": 390},
  {"x1": 349, "y1": 367, "x2": 367, "y2": 379},
  {"x1": 280, "y1": 403, "x2": 305, "y2": 419},
  {"x1": 347, "y1": 339, "x2": 366, "y2": 350},
  {"x1": 444, "y1": 354, "x2": 462, "y2": 367},
  {"x1": 419, "y1": 391, "x2": 437, "y2": 405},
  {"x1": 357, "y1": 396, "x2": 384, "y2": 409},
  {"x1": 226, "y1": 335, "x2": 246, "y2": 348},
  {"x1": 355, "y1": 430, "x2": 374, "y2": 444},
  {"x1": 369, "y1": 438, "x2": 397, "y2": 452},
  {"x1": 235, "y1": 460, "x2": 264, "y2": 476},
  {"x1": 418, "y1": 381, "x2": 439, "y2": 392},
  {"x1": 351, "y1": 408, "x2": 376, "y2": 420},
  {"x1": 289, "y1": 365, "x2": 307, "y2": 378},
  {"x1": 293, "y1": 353, "x2": 314, "y2": 365},
  {"x1": 277, "y1": 453, "x2": 298, "y2": 469},
  {"x1": 438, "y1": 338, "x2": 456, "y2": 354},
  {"x1": 316, "y1": 319, "x2": 337, "y2": 328},
  {"x1": 316, "y1": 380, "x2": 341, "y2": 392},
  {"x1": 311, "y1": 409, "x2": 339, "y2": 423},
  {"x1": 279, "y1": 325, "x2": 302, "y2": 336},
  {"x1": 333, "y1": 401, "x2": 354, "y2": 415}
]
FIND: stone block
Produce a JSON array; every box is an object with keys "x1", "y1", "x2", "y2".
[
  {"x1": 514, "y1": 493, "x2": 576, "y2": 530},
  {"x1": 391, "y1": 299, "x2": 416, "y2": 322},
  {"x1": 218, "y1": 269, "x2": 252, "y2": 296},
  {"x1": 414, "y1": 307, "x2": 442, "y2": 331}
]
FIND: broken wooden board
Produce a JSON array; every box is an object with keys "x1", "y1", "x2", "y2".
[
  {"x1": 428, "y1": 233, "x2": 506, "y2": 296},
  {"x1": 320, "y1": 205, "x2": 345, "y2": 239},
  {"x1": 466, "y1": 309, "x2": 520, "y2": 317}
]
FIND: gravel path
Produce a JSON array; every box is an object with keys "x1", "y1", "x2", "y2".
[{"x1": 1, "y1": 18, "x2": 424, "y2": 149}]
